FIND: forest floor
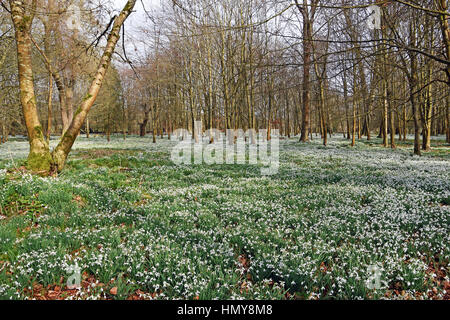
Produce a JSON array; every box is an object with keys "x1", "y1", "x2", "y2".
[{"x1": 0, "y1": 135, "x2": 449, "y2": 300}]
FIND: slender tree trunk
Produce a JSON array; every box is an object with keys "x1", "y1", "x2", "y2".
[
  {"x1": 436, "y1": 0, "x2": 450, "y2": 84},
  {"x1": 140, "y1": 108, "x2": 149, "y2": 137},
  {"x1": 46, "y1": 73, "x2": 53, "y2": 143},
  {"x1": 446, "y1": 93, "x2": 450, "y2": 143},
  {"x1": 152, "y1": 103, "x2": 157, "y2": 144},
  {"x1": 410, "y1": 85, "x2": 421, "y2": 155},
  {"x1": 343, "y1": 68, "x2": 350, "y2": 140},
  {"x1": 121, "y1": 101, "x2": 127, "y2": 140},
  {"x1": 51, "y1": 0, "x2": 137, "y2": 171},
  {"x1": 300, "y1": 18, "x2": 312, "y2": 142},
  {"x1": 352, "y1": 101, "x2": 357, "y2": 147},
  {"x1": 382, "y1": 83, "x2": 389, "y2": 147},
  {"x1": 403, "y1": 103, "x2": 407, "y2": 142},
  {"x1": 389, "y1": 80, "x2": 396, "y2": 149},
  {"x1": 106, "y1": 113, "x2": 111, "y2": 142},
  {"x1": 86, "y1": 116, "x2": 90, "y2": 139},
  {"x1": 409, "y1": 48, "x2": 421, "y2": 154},
  {"x1": 1, "y1": 122, "x2": 6, "y2": 144}
]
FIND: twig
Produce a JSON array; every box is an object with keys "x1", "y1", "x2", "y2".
[{"x1": 85, "y1": 15, "x2": 117, "y2": 53}]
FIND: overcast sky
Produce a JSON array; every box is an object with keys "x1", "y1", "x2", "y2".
[
  {"x1": 112, "y1": 0, "x2": 159, "y2": 27},
  {"x1": 113, "y1": 0, "x2": 161, "y2": 34},
  {"x1": 111, "y1": 0, "x2": 161, "y2": 63}
]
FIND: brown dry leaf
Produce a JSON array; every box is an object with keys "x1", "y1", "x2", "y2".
[
  {"x1": 238, "y1": 254, "x2": 250, "y2": 269},
  {"x1": 81, "y1": 280, "x2": 90, "y2": 289},
  {"x1": 33, "y1": 283, "x2": 43, "y2": 291},
  {"x1": 47, "y1": 290, "x2": 59, "y2": 300},
  {"x1": 320, "y1": 261, "x2": 328, "y2": 273},
  {"x1": 110, "y1": 287, "x2": 118, "y2": 295},
  {"x1": 444, "y1": 281, "x2": 450, "y2": 290}
]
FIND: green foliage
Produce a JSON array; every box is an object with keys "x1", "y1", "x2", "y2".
[{"x1": 0, "y1": 136, "x2": 448, "y2": 299}]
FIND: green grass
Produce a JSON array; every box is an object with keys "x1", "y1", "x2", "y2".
[{"x1": 0, "y1": 135, "x2": 448, "y2": 300}]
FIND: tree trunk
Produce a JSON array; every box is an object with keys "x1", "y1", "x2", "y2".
[
  {"x1": 11, "y1": 0, "x2": 137, "y2": 172},
  {"x1": 86, "y1": 116, "x2": 90, "y2": 139},
  {"x1": 51, "y1": 0, "x2": 137, "y2": 171},
  {"x1": 409, "y1": 57, "x2": 421, "y2": 154},
  {"x1": 10, "y1": 0, "x2": 53, "y2": 172},
  {"x1": 46, "y1": 73, "x2": 53, "y2": 143},
  {"x1": 344, "y1": 68, "x2": 350, "y2": 140},
  {"x1": 446, "y1": 93, "x2": 450, "y2": 143},
  {"x1": 140, "y1": 108, "x2": 149, "y2": 137},
  {"x1": 389, "y1": 81, "x2": 396, "y2": 149},
  {"x1": 436, "y1": 0, "x2": 450, "y2": 84},
  {"x1": 299, "y1": 18, "x2": 312, "y2": 142}
]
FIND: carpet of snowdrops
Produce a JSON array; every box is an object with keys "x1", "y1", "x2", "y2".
[{"x1": 0, "y1": 135, "x2": 448, "y2": 300}]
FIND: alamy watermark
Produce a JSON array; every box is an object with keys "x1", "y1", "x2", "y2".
[
  {"x1": 170, "y1": 122, "x2": 279, "y2": 176},
  {"x1": 367, "y1": 5, "x2": 381, "y2": 30},
  {"x1": 66, "y1": 3, "x2": 82, "y2": 31},
  {"x1": 365, "y1": 265, "x2": 382, "y2": 290},
  {"x1": 66, "y1": 264, "x2": 81, "y2": 289}
]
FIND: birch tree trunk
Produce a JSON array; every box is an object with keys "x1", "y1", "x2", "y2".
[
  {"x1": 9, "y1": 0, "x2": 137, "y2": 173},
  {"x1": 51, "y1": 0, "x2": 136, "y2": 171},
  {"x1": 10, "y1": 0, "x2": 53, "y2": 172}
]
